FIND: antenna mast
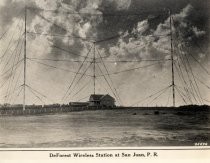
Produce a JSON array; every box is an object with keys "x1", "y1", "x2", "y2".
[
  {"x1": 93, "y1": 42, "x2": 96, "y2": 95},
  {"x1": 169, "y1": 9, "x2": 175, "y2": 107},
  {"x1": 23, "y1": 6, "x2": 27, "y2": 111}
]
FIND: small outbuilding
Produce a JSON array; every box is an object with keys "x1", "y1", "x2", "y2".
[{"x1": 89, "y1": 94, "x2": 116, "y2": 107}]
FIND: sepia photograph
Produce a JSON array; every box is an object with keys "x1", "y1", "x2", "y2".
[{"x1": 0, "y1": 0, "x2": 210, "y2": 148}]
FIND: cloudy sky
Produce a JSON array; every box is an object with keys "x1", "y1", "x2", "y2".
[{"x1": 0, "y1": 0, "x2": 210, "y2": 106}]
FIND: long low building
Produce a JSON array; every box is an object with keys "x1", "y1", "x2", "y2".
[{"x1": 69, "y1": 102, "x2": 89, "y2": 107}]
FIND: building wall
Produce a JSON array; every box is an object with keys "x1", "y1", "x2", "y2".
[
  {"x1": 101, "y1": 95, "x2": 115, "y2": 107},
  {"x1": 89, "y1": 100, "x2": 115, "y2": 107},
  {"x1": 100, "y1": 100, "x2": 115, "y2": 107}
]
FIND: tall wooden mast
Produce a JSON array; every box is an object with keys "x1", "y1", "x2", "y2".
[
  {"x1": 169, "y1": 9, "x2": 175, "y2": 107},
  {"x1": 93, "y1": 42, "x2": 96, "y2": 95},
  {"x1": 23, "y1": 6, "x2": 27, "y2": 111}
]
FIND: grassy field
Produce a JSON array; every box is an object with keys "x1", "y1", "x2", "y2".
[{"x1": 0, "y1": 107, "x2": 209, "y2": 147}]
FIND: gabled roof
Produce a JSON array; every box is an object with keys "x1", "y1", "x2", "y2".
[
  {"x1": 90, "y1": 94, "x2": 103, "y2": 101},
  {"x1": 89, "y1": 94, "x2": 115, "y2": 102}
]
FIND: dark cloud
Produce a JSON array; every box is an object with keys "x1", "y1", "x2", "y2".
[
  {"x1": 94, "y1": 0, "x2": 209, "y2": 50},
  {"x1": 0, "y1": 0, "x2": 38, "y2": 29},
  {"x1": 37, "y1": 0, "x2": 208, "y2": 62}
]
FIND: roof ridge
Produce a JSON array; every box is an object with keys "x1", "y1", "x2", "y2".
[{"x1": 100, "y1": 94, "x2": 111, "y2": 100}]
